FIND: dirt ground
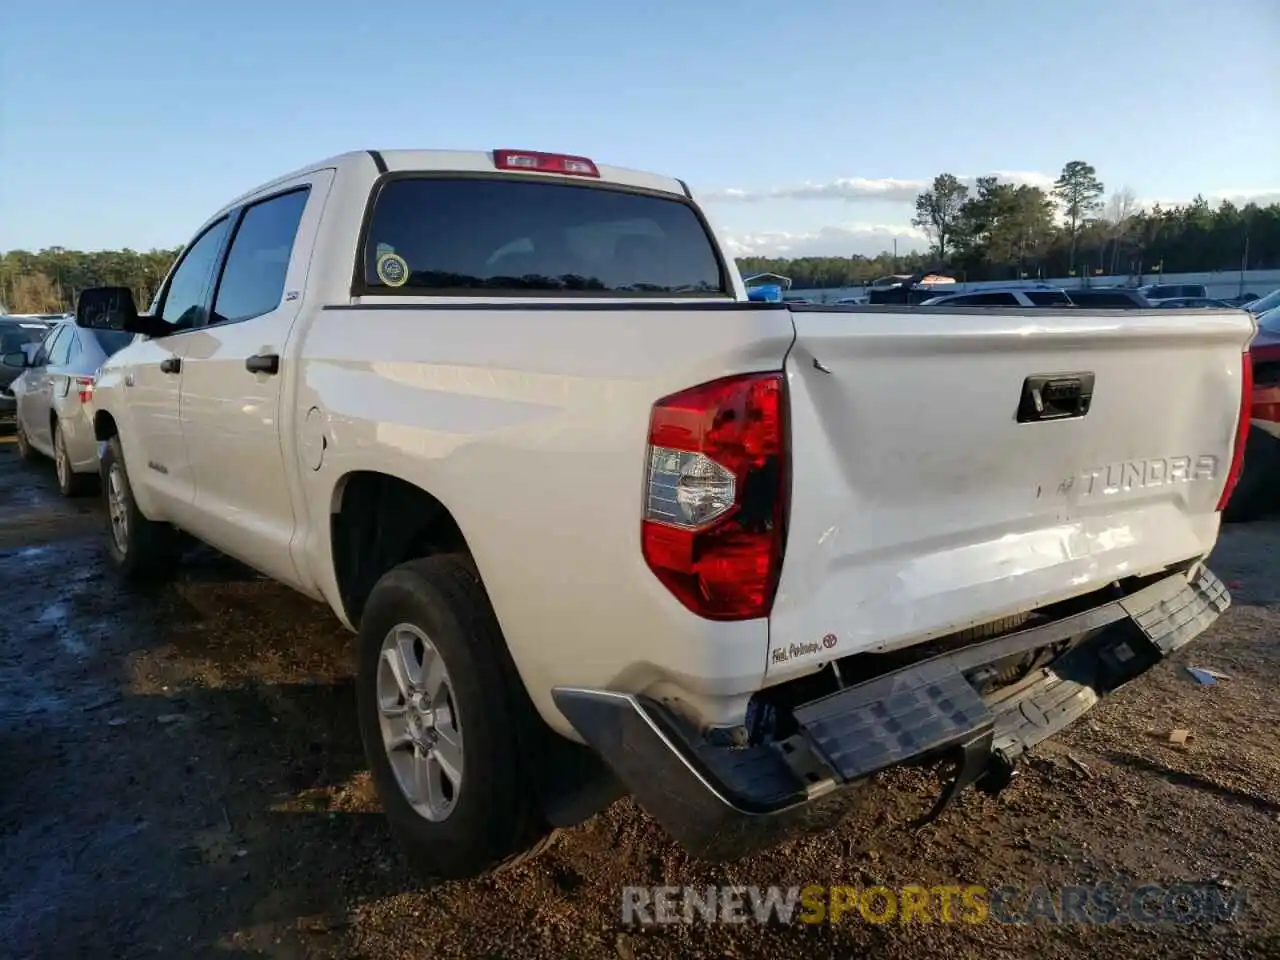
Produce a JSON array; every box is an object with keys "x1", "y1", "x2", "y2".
[{"x1": 1, "y1": 433, "x2": 1277, "y2": 960}]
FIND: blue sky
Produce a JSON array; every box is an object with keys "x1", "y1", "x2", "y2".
[{"x1": 3, "y1": 0, "x2": 1277, "y2": 258}]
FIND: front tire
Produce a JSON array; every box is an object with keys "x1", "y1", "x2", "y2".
[
  {"x1": 54, "y1": 420, "x2": 95, "y2": 498},
  {"x1": 357, "y1": 555, "x2": 556, "y2": 881},
  {"x1": 100, "y1": 435, "x2": 182, "y2": 583}
]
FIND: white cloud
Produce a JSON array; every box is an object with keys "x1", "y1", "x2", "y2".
[
  {"x1": 703, "y1": 170, "x2": 1057, "y2": 205},
  {"x1": 723, "y1": 223, "x2": 929, "y2": 258}
]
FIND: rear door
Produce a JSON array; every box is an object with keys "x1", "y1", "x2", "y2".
[
  {"x1": 175, "y1": 172, "x2": 331, "y2": 590},
  {"x1": 25, "y1": 323, "x2": 73, "y2": 450},
  {"x1": 767, "y1": 305, "x2": 1255, "y2": 677}
]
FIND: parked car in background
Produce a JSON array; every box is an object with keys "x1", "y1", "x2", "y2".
[
  {"x1": 1242, "y1": 288, "x2": 1280, "y2": 317},
  {"x1": 1224, "y1": 305, "x2": 1280, "y2": 522},
  {"x1": 1155, "y1": 297, "x2": 1236, "y2": 309},
  {"x1": 3, "y1": 319, "x2": 135, "y2": 496},
  {"x1": 1138, "y1": 283, "x2": 1208, "y2": 304},
  {"x1": 919, "y1": 285, "x2": 1073, "y2": 307},
  {"x1": 0, "y1": 317, "x2": 54, "y2": 419},
  {"x1": 1222, "y1": 293, "x2": 1261, "y2": 307},
  {"x1": 1062, "y1": 288, "x2": 1152, "y2": 308}
]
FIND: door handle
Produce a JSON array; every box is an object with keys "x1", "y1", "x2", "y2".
[
  {"x1": 160, "y1": 357, "x2": 182, "y2": 375},
  {"x1": 245, "y1": 353, "x2": 280, "y2": 375}
]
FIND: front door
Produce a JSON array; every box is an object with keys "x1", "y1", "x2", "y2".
[
  {"x1": 176, "y1": 174, "x2": 329, "y2": 590},
  {"x1": 116, "y1": 216, "x2": 233, "y2": 523}
]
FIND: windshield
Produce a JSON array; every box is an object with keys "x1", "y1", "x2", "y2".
[
  {"x1": 1245, "y1": 288, "x2": 1280, "y2": 315},
  {"x1": 0, "y1": 323, "x2": 48, "y2": 353},
  {"x1": 361, "y1": 177, "x2": 726, "y2": 296}
]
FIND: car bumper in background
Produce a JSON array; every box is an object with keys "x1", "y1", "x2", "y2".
[{"x1": 554, "y1": 565, "x2": 1230, "y2": 862}]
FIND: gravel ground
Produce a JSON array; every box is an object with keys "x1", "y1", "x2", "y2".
[{"x1": 1, "y1": 432, "x2": 1277, "y2": 960}]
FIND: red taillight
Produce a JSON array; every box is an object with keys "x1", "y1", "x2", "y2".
[
  {"x1": 641, "y1": 373, "x2": 788, "y2": 621},
  {"x1": 1216, "y1": 351, "x2": 1254, "y2": 512},
  {"x1": 74, "y1": 376, "x2": 94, "y2": 404},
  {"x1": 493, "y1": 149, "x2": 600, "y2": 178}
]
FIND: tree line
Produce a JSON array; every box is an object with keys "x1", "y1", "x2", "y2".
[
  {"x1": 907, "y1": 160, "x2": 1279, "y2": 283},
  {"x1": 3, "y1": 161, "x2": 1277, "y2": 310},
  {"x1": 1, "y1": 247, "x2": 180, "y2": 315},
  {"x1": 739, "y1": 161, "x2": 1278, "y2": 290}
]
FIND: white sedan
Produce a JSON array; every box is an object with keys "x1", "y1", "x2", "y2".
[{"x1": 1, "y1": 319, "x2": 135, "y2": 497}]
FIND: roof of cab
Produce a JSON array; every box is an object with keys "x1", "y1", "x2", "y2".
[{"x1": 219, "y1": 148, "x2": 691, "y2": 215}]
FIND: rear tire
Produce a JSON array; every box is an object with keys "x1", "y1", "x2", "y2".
[
  {"x1": 54, "y1": 420, "x2": 95, "y2": 498},
  {"x1": 357, "y1": 555, "x2": 556, "y2": 881},
  {"x1": 100, "y1": 435, "x2": 182, "y2": 583}
]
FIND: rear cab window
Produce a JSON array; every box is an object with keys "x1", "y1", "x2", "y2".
[{"x1": 358, "y1": 177, "x2": 727, "y2": 297}]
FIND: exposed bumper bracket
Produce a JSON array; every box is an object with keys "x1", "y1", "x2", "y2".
[{"x1": 553, "y1": 565, "x2": 1230, "y2": 862}]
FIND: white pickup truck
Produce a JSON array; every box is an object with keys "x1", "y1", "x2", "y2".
[{"x1": 75, "y1": 148, "x2": 1255, "y2": 880}]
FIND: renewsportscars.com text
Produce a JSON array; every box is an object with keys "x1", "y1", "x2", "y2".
[{"x1": 621, "y1": 883, "x2": 1247, "y2": 926}]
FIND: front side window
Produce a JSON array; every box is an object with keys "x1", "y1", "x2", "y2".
[
  {"x1": 212, "y1": 188, "x2": 311, "y2": 324},
  {"x1": 32, "y1": 326, "x2": 60, "y2": 365},
  {"x1": 361, "y1": 177, "x2": 725, "y2": 296},
  {"x1": 157, "y1": 218, "x2": 232, "y2": 330}
]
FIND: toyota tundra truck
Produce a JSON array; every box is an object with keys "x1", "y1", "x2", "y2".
[{"x1": 73, "y1": 148, "x2": 1256, "y2": 880}]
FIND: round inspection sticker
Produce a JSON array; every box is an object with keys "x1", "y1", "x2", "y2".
[{"x1": 376, "y1": 252, "x2": 409, "y2": 287}]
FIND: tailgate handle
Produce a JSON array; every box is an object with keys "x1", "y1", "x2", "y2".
[{"x1": 1017, "y1": 373, "x2": 1094, "y2": 423}]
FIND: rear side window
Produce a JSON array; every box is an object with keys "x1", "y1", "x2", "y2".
[
  {"x1": 1067, "y1": 292, "x2": 1140, "y2": 307},
  {"x1": 89, "y1": 328, "x2": 136, "y2": 356},
  {"x1": 1026, "y1": 291, "x2": 1072, "y2": 306},
  {"x1": 212, "y1": 188, "x2": 311, "y2": 324},
  {"x1": 47, "y1": 325, "x2": 74, "y2": 365},
  {"x1": 361, "y1": 177, "x2": 725, "y2": 296},
  {"x1": 938, "y1": 292, "x2": 1020, "y2": 306}
]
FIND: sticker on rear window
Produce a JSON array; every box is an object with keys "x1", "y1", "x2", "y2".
[{"x1": 376, "y1": 252, "x2": 409, "y2": 287}]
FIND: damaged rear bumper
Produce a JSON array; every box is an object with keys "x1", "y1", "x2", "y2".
[{"x1": 552, "y1": 565, "x2": 1230, "y2": 862}]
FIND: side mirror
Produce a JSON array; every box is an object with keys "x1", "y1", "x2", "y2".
[
  {"x1": 1, "y1": 351, "x2": 28, "y2": 369},
  {"x1": 75, "y1": 287, "x2": 175, "y2": 337},
  {"x1": 76, "y1": 286, "x2": 139, "y2": 331}
]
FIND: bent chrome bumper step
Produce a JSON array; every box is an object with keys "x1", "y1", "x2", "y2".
[{"x1": 553, "y1": 565, "x2": 1230, "y2": 862}]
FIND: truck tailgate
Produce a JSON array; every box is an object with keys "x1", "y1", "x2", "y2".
[{"x1": 767, "y1": 306, "x2": 1254, "y2": 676}]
